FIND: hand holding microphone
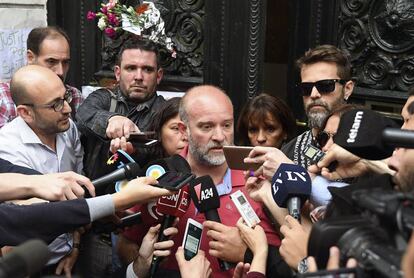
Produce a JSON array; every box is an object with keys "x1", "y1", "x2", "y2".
[
  {"x1": 149, "y1": 186, "x2": 191, "y2": 277},
  {"x1": 189, "y1": 175, "x2": 235, "y2": 270},
  {"x1": 271, "y1": 163, "x2": 312, "y2": 222}
]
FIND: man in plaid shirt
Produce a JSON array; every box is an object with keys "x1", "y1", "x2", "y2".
[{"x1": 0, "y1": 26, "x2": 83, "y2": 128}]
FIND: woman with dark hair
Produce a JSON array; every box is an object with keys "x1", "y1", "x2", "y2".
[
  {"x1": 237, "y1": 93, "x2": 296, "y2": 148},
  {"x1": 147, "y1": 97, "x2": 187, "y2": 157}
]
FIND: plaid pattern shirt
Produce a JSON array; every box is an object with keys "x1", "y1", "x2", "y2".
[{"x1": 0, "y1": 82, "x2": 84, "y2": 128}]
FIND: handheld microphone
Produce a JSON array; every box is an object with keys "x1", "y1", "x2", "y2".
[
  {"x1": 149, "y1": 186, "x2": 191, "y2": 277},
  {"x1": 189, "y1": 175, "x2": 234, "y2": 271},
  {"x1": 165, "y1": 154, "x2": 192, "y2": 173},
  {"x1": 334, "y1": 109, "x2": 399, "y2": 160},
  {"x1": 0, "y1": 239, "x2": 50, "y2": 278},
  {"x1": 92, "y1": 162, "x2": 141, "y2": 192},
  {"x1": 271, "y1": 163, "x2": 312, "y2": 222},
  {"x1": 382, "y1": 128, "x2": 414, "y2": 149}
]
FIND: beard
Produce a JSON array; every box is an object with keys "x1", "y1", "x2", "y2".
[
  {"x1": 394, "y1": 171, "x2": 414, "y2": 193},
  {"x1": 306, "y1": 101, "x2": 331, "y2": 129},
  {"x1": 188, "y1": 131, "x2": 232, "y2": 166}
]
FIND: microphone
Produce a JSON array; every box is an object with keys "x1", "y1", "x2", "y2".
[
  {"x1": 334, "y1": 109, "x2": 399, "y2": 160},
  {"x1": 165, "y1": 154, "x2": 192, "y2": 173},
  {"x1": 149, "y1": 186, "x2": 191, "y2": 277},
  {"x1": 382, "y1": 128, "x2": 414, "y2": 149},
  {"x1": 188, "y1": 175, "x2": 234, "y2": 271},
  {"x1": 0, "y1": 239, "x2": 50, "y2": 278},
  {"x1": 92, "y1": 162, "x2": 141, "y2": 192},
  {"x1": 271, "y1": 163, "x2": 311, "y2": 222}
]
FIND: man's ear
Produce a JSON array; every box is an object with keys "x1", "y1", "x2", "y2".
[
  {"x1": 156, "y1": 68, "x2": 163, "y2": 85},
  {"x1": 178, "y1": 121, "x2": 187, "y2": 137},
  {"x1": 343, "y1": 80, "x2": 354, "y2": 101},
  {"x1": 16, "y1": 105, "x2": 34, "y2": 123},
  {"x1": 27, "y1": 50, "x2": 36, "y2": 65},
  {"x1": 114, "y1": 65, "x2": 121, "y2": 82}
]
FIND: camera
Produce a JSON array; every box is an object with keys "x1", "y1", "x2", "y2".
[{"x1": 306, "y1": 188, "x2": 414, "y2": 278}]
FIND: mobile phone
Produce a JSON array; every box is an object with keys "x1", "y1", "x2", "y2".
[
  {"x1": 230, "y1": 190, "x2": 260, "y2": 228},
  {"x1": 156, "y1": 171, "x2": 194, "y2": 191},
  {"x1": 92, "y1": 212, "x2": 142, "y2": 234},
  {"x1": 303, "y1": 144, "x2": 338, "y2": 171},
  {"x1": 223, "y1": 146, "x2": 261, "y2": 171},
  {"x1": 182, "y1": 218, "x2": 203, "y2": 260},
  {"x1": 128, "y1": 131, "x2": 156, "y2": 140},
  {"x1": 303, "y1": 144, "x2": 325, "y2": 164},
  {"x1": 128, "y1": 132, "x2": 158, "y2": 148}
]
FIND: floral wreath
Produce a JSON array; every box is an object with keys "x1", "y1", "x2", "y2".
[{"x1": 87, "y1": 0, "x2": 176, "y2": 57}]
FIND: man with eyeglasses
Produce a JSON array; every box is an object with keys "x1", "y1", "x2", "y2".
[
  {"x1": 281, "y1": 45, "x2": 355, "y2": 168},
  {"x1": 0, "y1": 26, "x2": 83, "y2": 128},
  {"x1": 0, "y1": 65, "x2": 84, "y2": 277}
]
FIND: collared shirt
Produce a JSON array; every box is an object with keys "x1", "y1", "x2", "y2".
[
  {"x1": 0, "y1": 82, "x2": 16, "y2": 128},
  {"x1": 0, "y1": 117, "x2": 83, "y2": 173},
  {"x1": 123, "y1": 146, "x2": 281, "y2": 278},
  {"x1": 0, "y1": 116, "x2": 83, "y2": 264},
  {"x1": 0, "y1": 81, "x2": 83, "y2": 128}
]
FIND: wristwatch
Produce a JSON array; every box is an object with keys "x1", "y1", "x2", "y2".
[{"x1": 297, "y1": 257, "x2": 309, "y2": 274}]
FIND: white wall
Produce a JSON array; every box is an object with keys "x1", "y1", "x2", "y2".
[{"x1": 0, "y1": 0, "x2": 47, "y2": 81}]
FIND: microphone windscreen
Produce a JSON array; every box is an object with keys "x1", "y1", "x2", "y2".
[
  {"x1": 334, "y1": 109, "x2": 399, "y2": 160},
  {"x1": 189, "y1": 175, "x2": 220, "y2": 212},
  {"x1": 142, "y1": 158, "x2": 170, "y2": 179},
  {"x1": 165, "y1": 154, "x2": 192, "y2": 173},
  {"x1": 156, "y1": 186, "x2": 190, "y2": 217},
  {"x1": 382, "y1": 128, "x2": 414, "y2": 149},
  {"x1": 271, "y1": 163, "x2": 312, "y2": 208},
  {"x1": 0, "y1": 239, "x2": 50, "y2": 278},
  {"x1": 124, "y1": 162, "x2": 141, "y2": 179}
]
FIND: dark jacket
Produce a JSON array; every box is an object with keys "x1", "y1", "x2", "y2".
[{"x1": 76, "y1": 87, "x2": 165, "y2": 188}]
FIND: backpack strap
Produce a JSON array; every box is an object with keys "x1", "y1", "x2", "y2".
[{"x1": 104, "y1": 88, "x2": 118, "y2": 113}]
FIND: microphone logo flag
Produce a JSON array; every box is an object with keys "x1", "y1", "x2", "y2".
[{"x1": 146, "y1": 164, "x2": 166, "y2": 179}]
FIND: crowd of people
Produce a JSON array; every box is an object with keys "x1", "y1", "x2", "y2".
[{"x1": 0, "y1": 24, "x2": 413, "y2": 278}]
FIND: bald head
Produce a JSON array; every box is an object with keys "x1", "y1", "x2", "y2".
[
  {"x1": 11, "y1": 65, "x2": 63, "y2": 105},
  {"x1": 179, "y1": 85, "x2": 233, "y2": 124}
]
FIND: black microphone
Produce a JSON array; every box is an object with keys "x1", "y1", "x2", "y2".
[
  {"x1": 382, "y1": 128, "x2": 414, "y2": 149},
  {"x1": 271, "y1": 163, "x2": 312, "y2": 222},
  {"x1": 189, "y1": 175, "x2": 234, "y2": 271},
  {"x1": 149, "y1": 187, "x2": 191, "y2": 277},
  {"x1": 334, "y1": 109, "x2": 399, "y2": 160},
  {"x1": 0, "y1": 239, "x2": 50, "y2": 278},
  {"x1": 92, "y1": 162, "x2": 141, "y2": 191}
]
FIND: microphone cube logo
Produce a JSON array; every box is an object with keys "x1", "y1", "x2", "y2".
[
  {"x1": 178, "y1": 190, "x2": 190, "y2": 213},
  {"x1": 158, "y1": 192, "x2": 180, "y2": 208},
  {"x1": 201, "y1": 188, "x2": 213, "y2": 200}
]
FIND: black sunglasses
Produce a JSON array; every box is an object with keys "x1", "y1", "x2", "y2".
[
  {"x1": 315, "y1": 131, "x2": 336, "y2": 149},
  {"x1": 296, "y1": 79, "x2": 347, "y2": 96}
]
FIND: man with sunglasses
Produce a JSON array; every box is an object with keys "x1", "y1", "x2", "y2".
[
  {"x1": 0, "y1": 26, "x2": 83, "y2": 128},
  {"x1": 0, "y1": 65, "x2": 84, "y2": 277},
  {"x1": 282, "y1": 45, "x2": 354, "y2": 168}
]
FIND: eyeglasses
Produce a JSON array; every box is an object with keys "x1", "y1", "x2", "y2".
[
  {"x1": 296, "y1": 79, "x2": 347, "y2": 96},
  {"x1": 315, "y1": 131, "x2": 336, "y2": 149},
  {"x1": 23, "y1": 89, "x2": 72, "y2": 112}
]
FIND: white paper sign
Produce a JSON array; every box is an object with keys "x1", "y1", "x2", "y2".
[{"x1": 0, "y1": 29, "x2": 31, "y2": 81}]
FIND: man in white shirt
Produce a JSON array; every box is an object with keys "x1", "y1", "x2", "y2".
[{"x1": 0, "y1": 64, "x2": 85, "y2": 276}]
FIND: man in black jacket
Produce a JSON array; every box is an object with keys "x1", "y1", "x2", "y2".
[
  {"x1": 76, "y1": 38, "x2": 165, "y2": 182},
  {"x1": 76, "y1": 38, "x2": 165, "y2": 278}
]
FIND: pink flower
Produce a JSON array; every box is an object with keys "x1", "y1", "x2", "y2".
[
  {"x1": 101, "y1": 6, "x2": 108, "y2": 14},
  {"x1": 104, "y1": 27, "x2": 117, "y2": 38},
  {"x1": 86, "y1": 11, "x2": 96, "y2": 20},
  {"x1": 107, "y1": 13, "x2": 119, "y2": 26},
  {"x1": 107, "y1": 0, "x2": 117, "y2": 9}
]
